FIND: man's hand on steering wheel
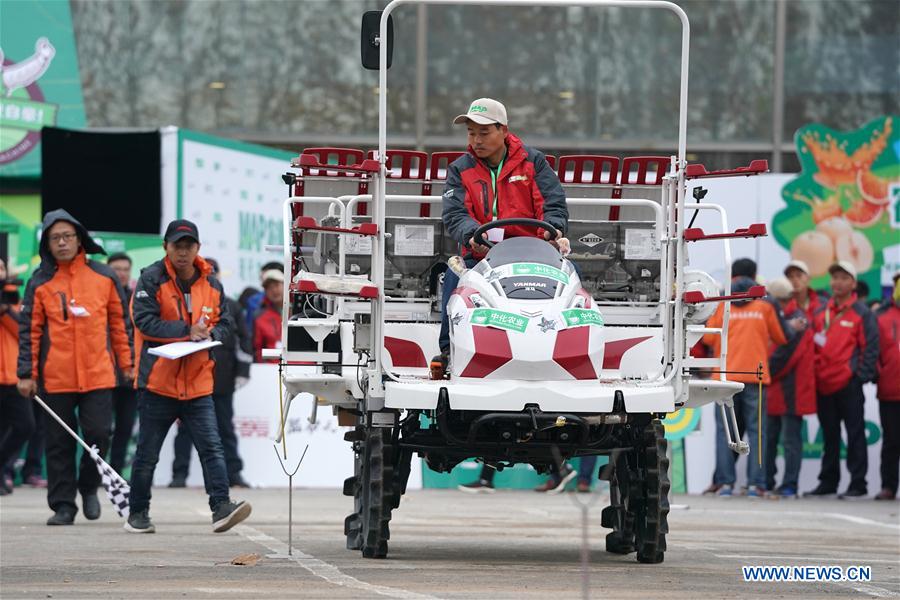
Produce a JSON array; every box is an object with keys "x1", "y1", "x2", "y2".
[
  {"x1": 468, "y1": 236, "x2": 491, "y2": 255},
  {"x1": 543, "y1": 228, "x2": 571, "y2": 256},
  {"x1": 472, "y1": 218, "x2": 570, "y2": 255}
]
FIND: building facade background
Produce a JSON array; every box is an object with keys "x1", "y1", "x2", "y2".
[{"x1": 69, "y1": 0, "x2": 900, "y2": 172}]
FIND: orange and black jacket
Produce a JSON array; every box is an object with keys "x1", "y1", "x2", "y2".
[
  {"x1": 17, "y1": 210, "x2": 133, "y2": 393},
  {"x1": 0, "y1": 304, "x2": 20, "y2": 386},
  {"x1": 131, "y1": 255, "x2": 232, "y2": 400}
]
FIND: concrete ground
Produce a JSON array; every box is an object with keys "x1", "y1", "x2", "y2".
[{"x1": 1, "y1": 486, "x2": 898, "y2": 599}]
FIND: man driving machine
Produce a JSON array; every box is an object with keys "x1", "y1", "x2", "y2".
[{"x1": 438, "y1": 97, "x2": 571, "y2": 365}]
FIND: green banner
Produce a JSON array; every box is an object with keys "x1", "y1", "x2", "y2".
[
  {"x1": 470, "y1": 308, "x2": 529, "y2": 333},
  {"x1": 0, "y1": 0, "x2": 86, "y2": 178},
  {"x1": 561, "y1": 308, "x2": 604, "y2": 328},
  {"x1": 511, "y1": 262, "x2": 569, "y2": 284},
  {"x1": 772, "y1": 115, "x2": 900, "y2": 290}
]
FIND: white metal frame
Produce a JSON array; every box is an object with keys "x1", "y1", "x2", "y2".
[{"x1": 368, "y1": 0, "x2": 692, "y2": 403}]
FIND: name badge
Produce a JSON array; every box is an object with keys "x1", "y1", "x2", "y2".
[
  {"x1": 813, "y1": 331, "x2": 826, "y2": 348},
  {"x1": 69, "y1": 300, "x2": 90, "y2": 318}
]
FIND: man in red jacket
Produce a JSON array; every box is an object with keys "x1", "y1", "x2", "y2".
[
  {"x1": 438, "y1": 98, "x2": 570, "y2": 358},
  {"x1": 252, "y1": 269, "x2": 284, "y2": 362},
  {"x1": 875, "y1": 273, "x2": 900, "y2": 501},
  {"x1": 765, "y1": 276, "x2": 815, "y2": 498},
  {"x1": 806, "y1": 261, "x2": 879, "y2": 500},
  {"x1": 785, "y1": 260, "x2": 824, "y2": 320}
]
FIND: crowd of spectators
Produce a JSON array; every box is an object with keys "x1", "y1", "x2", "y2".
[{"x1": 0, "y1": 211, "x2": 897, "y2": 516}]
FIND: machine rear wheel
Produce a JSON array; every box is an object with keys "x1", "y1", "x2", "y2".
[
  {"x1": 601, "y1": 420, "x2": 670, "y2": 563},
  {"x1": 633, "y1": 420, "x2": 670, "y2": 564},
  {"x1": 342, "y1": 426, "x2": 398, "y2": 558}
]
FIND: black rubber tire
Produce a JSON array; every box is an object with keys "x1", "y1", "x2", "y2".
[
  {"x1": 634, "y1": 420, "x2": 670, "y2": 564},
  {"x1": 342, "y1": 426, "x2": 397, "y2": 558},
  {"x1": 603, "y1": 451, "x2": 636, "y2": 555}
]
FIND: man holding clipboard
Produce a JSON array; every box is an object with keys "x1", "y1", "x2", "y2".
[{"x1": 127, "y1": 220, "x2": 251, "y2": 533}]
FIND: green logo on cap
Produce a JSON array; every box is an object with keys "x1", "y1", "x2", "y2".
[{"x1": 470, "y1": 104, "x2": 488, "y2": 113}]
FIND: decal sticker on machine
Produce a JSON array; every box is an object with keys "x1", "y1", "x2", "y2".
[
  {"x1": 578, "y1": 233, "x2": 603, "y2": 248},
  {"x1": 508, "y1": 263, "x2": 569, "y2": 284},
  {"x1": 394, "y1": 224, "x2": 434, "y2": 256},
  {"x1": 469, "y1": 308, "x2": 529, "y2": 333},
  {"x1": 561, "y1": 309, "x2": 604, "y2": 328},
  {"x1": 345, "y1": 234, "x2": 372, "y2": 255},
  {"x1": 538, "y1": 317, "x2": 557, "y2": 333},
  {"x1": 623, "y1": 228, "x2": 661, "y2": 260}
]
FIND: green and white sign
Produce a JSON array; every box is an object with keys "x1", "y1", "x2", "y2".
[
  {"x1": 561, "y1": 308, "x2": 604, "y2": 328},
  {"x1": 470, "y1": 308, "x2": 529, "y2": 333},
  {"x1": 890, "y1": 183, "x2": 900, "y2": 229},
  {"x1": 510, "y1": 263, "x2": 569, "y2": 284},
  {"x1": 176, "y1": 129, "x2": 294, "y2": 294},
  {"x1": 0, "y1": 0, "x2": 86, "y2": 178}
]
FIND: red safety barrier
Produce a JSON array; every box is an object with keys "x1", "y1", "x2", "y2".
[
  {"x1": 620, "y1": 156, "x2": 668, "y2": 185},
  {"x1": 557, "y1": 155, "x2": 619, "y2": 184},
  {"x1": 366, "y1": 149, "x2": 427, "y2": 180}
]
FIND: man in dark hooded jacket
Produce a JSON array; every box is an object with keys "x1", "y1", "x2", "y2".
[{"x1": 17, "y1": 210, "x2": 133, "y2": 525}]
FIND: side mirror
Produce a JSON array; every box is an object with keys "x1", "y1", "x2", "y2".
[{"x1": 361, "y1": 10, "x2": 393, "y2": 70}]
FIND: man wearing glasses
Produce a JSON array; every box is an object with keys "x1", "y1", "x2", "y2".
[{"x1": 17, "y1": 210, "x2": 133, "y2": 525}]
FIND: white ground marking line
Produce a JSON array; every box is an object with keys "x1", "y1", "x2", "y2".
[
  {"x1": 714, "y1": 554, "x2": 900, "y2": 565},
  {"x1": 837, "y1": 582, "x2": 900, "y2": 599},
  {"x1": 696, "y1": 509, "x2": 900, "y2": 531},
  {"x1": 822, "y1": 512, "x2": 900, "y2": 532},
  {"x1": 234, "y1": 524, "x2": 440, "y2": 600}
]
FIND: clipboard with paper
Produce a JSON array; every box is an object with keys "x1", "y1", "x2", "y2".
[{"x1": 148, "y1": 340, "x2": 222, "y2": 360}]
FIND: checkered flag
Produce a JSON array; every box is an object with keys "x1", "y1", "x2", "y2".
[{"x1": 89, "y1": 445, "x2": 130, "y2": 519}]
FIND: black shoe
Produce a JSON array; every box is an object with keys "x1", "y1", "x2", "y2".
[
  {"x1": 47, "y1": 508, "x2": 76, "y2": 526},
  {"x1": 168, "y1": 475, "x2": 187, "y2": 488},
  {"x1": 229, "y1": 474, "x2": 251, "y2": 489},
  {"x1": 212, "y1": 500, "x2": 252, "y2": 533},
  {"x1": 839, "y1": 488, "x2": 868, "y2": 500},
  {"x1": 82, "y1": 493, "x2": 101, "y2": 520},
  {"x1": 0, "y1": 479, "x2": 11, "y2": 496},
  {"x1": 124, "y1": 509, "x2": 155, "y2": 533},
  {"x1": 803, "y1": 484, "x2": 837, "y2": 498}
]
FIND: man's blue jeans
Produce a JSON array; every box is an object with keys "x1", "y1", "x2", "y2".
[
  {"x1": 129, "y1": 390, "x2": 230, "y2": 513},
  {"x1": 765, "y1": 414, "x2": 803, "y2": 491},
  {"x1": 714, "y1": 385, "x2": 766, "y2": 488},
  {"x1": 438, "y1": 256, "x2": 479, "y2": 352}
]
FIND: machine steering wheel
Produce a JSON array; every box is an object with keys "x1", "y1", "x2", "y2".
[{"x1": 472, "y1": 218, "x2": 559, "y2": 249}]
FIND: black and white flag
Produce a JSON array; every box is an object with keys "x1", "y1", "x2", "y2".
[{"x1": 90, "y1": 445, "x2": 130, "y2": 518}]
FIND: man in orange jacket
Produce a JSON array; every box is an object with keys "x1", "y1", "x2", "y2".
[
  {"x1": 702, "y1": 274, "x2": 790, "y2": 497},
  {"x1": 0, "y1": 258, "x2": 35, "y2": 496},
  {"x1": 17, "y1": 210, "x2": 133, "y2": 525},
  {"x1": 127, "y1": 220, "x2": 251, "y2": 534}
]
